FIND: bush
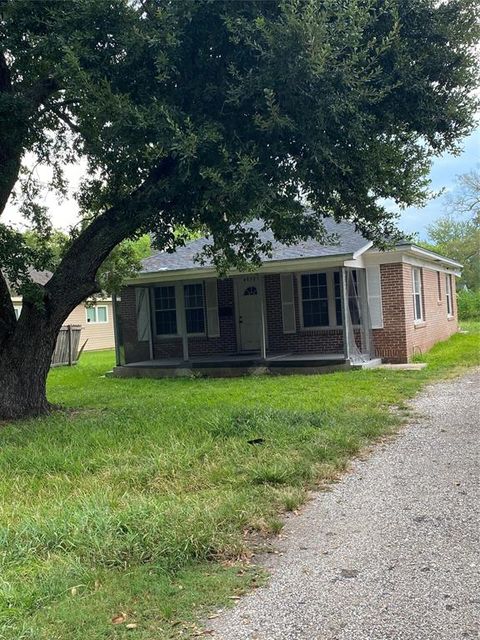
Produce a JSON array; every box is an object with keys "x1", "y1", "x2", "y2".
[{"x1": 457, "y1": 289, "x2": 480, "y2": 320}]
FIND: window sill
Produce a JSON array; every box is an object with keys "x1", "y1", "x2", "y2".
[
  {"x1": 414, "y1": 321, "x2": 426, "y2": 329},
  {"x1": 155, "y1": 333, "x2": 207, "y2": 339},
  {"x1": 447, "y1": 315, "x2": 456, "y2": 322},
  {"x1": 437, "y1": 300, "x2": 443, "y2": 306},
  {"x1": 300, "y1": 326, "x2": 343, "y2": 332}
]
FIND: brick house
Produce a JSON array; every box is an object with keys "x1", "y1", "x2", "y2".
[{"x1": 112, "y1": 219, "x2": 460, "y2": 377}]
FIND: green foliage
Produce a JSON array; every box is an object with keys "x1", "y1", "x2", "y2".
[
  {"x1": 457, "y1": 289, "x2": 480, "y2": 320},
  {"x1": 425, "y1": 216, "x2": 479, "y2": 290},
  {"x1": 1, "y1": 0, "x2": 479, "y2": 286},
  {"x1": 23, "y1": 230, "x2": 151, "y2": 293},
  {"x1": 0, "y1": 327, "x2": 478, "y2": 638},
  {"x1": 96, "y1": 235, "x2": 151, "y2": 294},
  {"x1": 425, "y1": 169, "x2": 480, "y2": 291}
]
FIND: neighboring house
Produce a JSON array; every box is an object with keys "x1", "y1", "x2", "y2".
[
  {"x1": 10, "y1": 269, "x2": 114, "y2": 352},
  {"x1": 112, "y1": 219, "x2": 460, "y2": 377}
]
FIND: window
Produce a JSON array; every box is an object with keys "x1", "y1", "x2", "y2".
[
  {"x1": 412, "y1": 267, "x2": 423, "y2": 322},
  {"x1": 184, "y1": 283, "x2": 205, "y2": 334},
  {"x1": 333, "y1": 272, "x2": 343, "y2": 326},
  {"x1": 446, "y1": 274, "x2": 453, "y2": 316},
  {"x1": 301, "y1": 273, "x2": 329, "y2": 327},
  {"x1": 437, "y1": 272, "x2": 442, "y2": 301},
  {"x1": 86, "y1": 305, "x2": 108, "y2": 324},
  {"x1": 154, "y1": 286, "x2": 177, "y2": 335}
]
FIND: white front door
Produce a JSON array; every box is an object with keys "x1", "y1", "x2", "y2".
[{"x1": 236, "y1": 275, "x2": 262, "y2": 352}]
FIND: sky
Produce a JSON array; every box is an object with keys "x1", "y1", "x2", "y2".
[{"x1": 4, "y1": 126, "x2": 479, "y2": 241}]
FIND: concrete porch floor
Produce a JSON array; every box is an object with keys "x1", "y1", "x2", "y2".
[{"x1": 111, "y1": 352, "x2": 381, "y2": 378}]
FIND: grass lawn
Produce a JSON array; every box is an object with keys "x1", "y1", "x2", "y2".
[{"x1": 1, "y1": 324, "x2": 479, "y2": 639}]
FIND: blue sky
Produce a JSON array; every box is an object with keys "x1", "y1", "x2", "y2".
[{"x1": 397, "y1": 126, "x2": 479, "y2": 240}]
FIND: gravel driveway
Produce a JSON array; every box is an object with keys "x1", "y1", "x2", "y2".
[{"x1": 210, "y1": 369, "x2": 480, "y2": 640}]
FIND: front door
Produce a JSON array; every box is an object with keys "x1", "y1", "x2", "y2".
[{"x1": 236, "y1": 275, "x2": 262, "y2": 352}]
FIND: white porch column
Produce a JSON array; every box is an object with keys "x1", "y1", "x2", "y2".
[
  {"x1": 341, "y1": 268, "x2": 351, "y2": 362},
  {"x1": 147, "y1": 287, "x2": 154, "y2": 360},
  {"x1": 260, "y1": 278, "x2": 267, "y2": 360},
  {"x1": 176, "y1": 283, "x2": 189, "y2": 362}
]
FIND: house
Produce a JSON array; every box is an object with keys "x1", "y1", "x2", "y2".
[
  {"x1": 112, "y1": 219, "x2": 460, "y2": 377},
  {"x1": 11, "y1": 269, "x2": 115, "y2": 352}
]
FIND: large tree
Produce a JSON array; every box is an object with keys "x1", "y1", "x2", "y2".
[
  {"x1": 425, "y1": 169, "x2": 480, "y2": 290},
  {"x1": 0, "y1": 0, "x2": 478, "y2": 419}
]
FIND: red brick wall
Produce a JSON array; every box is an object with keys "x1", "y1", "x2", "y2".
[
  {"x1": 119, "y1": 264, "x2": 458, "y2": 364},
  {"x1": 118, "y1": 286, "x2": 150, "y2": 363},
  {"x1": 404, "y1": 265, "x2": 458, "y2": 359},
  {"x1": 372, "y1": 263, "x2": 409, "y2": 363},
  {"x1": 152, "y1": 278, "x2": 237, "y2": 358},
  {"x1": 264, "y1": 274, "x2": 344, "y2": 354},
  {"x1": 371, "y1": 263, "x2": 458, "y2": 363}
]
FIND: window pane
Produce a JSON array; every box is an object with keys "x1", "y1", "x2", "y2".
[
  {"x1": 415, "y1": 294, "x2": 422, "y2": 321},
  {"x1": 186, "y1": 308, "x2": 205, "y2": 333},
  {"x1": 184, "y1": 283, "x2": 203, "y2": 309},
  {"x1": 97, "y1": 306, "x2": 107, "y2": 323},
  {"x1": 86, "y1": 307, "x2": 96, "y2": 323},
  {"x1": 303, "y1": 299, "x2": 329, "y2": 327},
  {"x1": 156, "y1": 309, "x2": 177, "y2": 335},
  {"x1": 155, "y1": 286, "x2": 176, "y2": 310},
  {"x1": 155, "y1": 286, "x2": 177, "y2": 334},
  {"x1": 334, "y1": 272, "x2": 342, "y2": 326}
]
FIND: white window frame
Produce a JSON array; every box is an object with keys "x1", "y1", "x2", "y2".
[
  {"x1": 437, "y1": 271, "x2": 442, "y2": 302},
  {"x1": 85, "y1": 304, "x2": 108, "y2": 324},
  {"x1": 183, "y1": 281, "x2": 206, "y2": 336},
  {"x1": 412, "y1": 267, "x2": 424, "y2": 323},
  {"x1": 446, "y1": 274, "x2": 453, "y2": 317},
  {"x1": 297, "y1": 270, "x2": 344, "y2": 330},
  {"x1": 153, "y1": 281, "x2": 206, "y2": 338}
]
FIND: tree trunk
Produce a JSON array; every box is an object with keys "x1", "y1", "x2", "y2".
[{"x1": 0, "y1": 305, "x2": 59, "y2": 420}]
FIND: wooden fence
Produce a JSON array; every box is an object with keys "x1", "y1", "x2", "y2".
[{"x1": 51, "y1": 325, "x2": 83, "y2": 367}]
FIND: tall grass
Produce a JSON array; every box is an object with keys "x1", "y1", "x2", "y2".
[{"x1": 0, "y1": 324, "x2": 478, "y2": 639}]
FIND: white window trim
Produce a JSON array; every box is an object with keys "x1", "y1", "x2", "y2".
[
  {"x1": 296, "y1": 270, "x2": 344, "y2": 331},
  {"x1": 85, "y1": 304, "x2": 108, "y2": 324},
  {"x1": 445, "y1": 274, "x2": 453, "y2": 317},
  {"x1": 412, "y1": 267, "x2": 424, "y2": 323},
  {"x1": 183, "y1": 281, "x2": 207, "y2": 337},
  {"x1": 153, "y1": 280, "x2": 207, "y2": 339}
]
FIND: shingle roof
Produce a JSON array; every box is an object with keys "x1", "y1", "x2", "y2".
[{"x1": 141, "y1": 218, "x2": 369, "y2": 274}]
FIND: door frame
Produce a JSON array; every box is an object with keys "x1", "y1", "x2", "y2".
[{"x1": 233, "y1": 275, "x2": 268, "y2": 353}]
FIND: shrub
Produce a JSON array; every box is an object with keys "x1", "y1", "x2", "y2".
[{"x1": 457, "y1": 289, "x2": 480, "y2": 321}]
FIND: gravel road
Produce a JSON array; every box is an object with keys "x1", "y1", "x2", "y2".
[{"x1": 210, "y1": 369, "x2": 480, "y2": 640}]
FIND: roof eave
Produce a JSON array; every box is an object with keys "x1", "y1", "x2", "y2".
[{"x1": 127, "y1": 251, "x2": 358, "y2": 285}]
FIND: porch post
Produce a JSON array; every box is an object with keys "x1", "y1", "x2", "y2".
[
  {"x1": 112, "y1": 292, "x2": 125, "y2": 366},
  {"x1": 260, "y1": 279, "x2": 267, "y2": 361},
  {"x1": 357, "y1": 269, "x2": 372, "y2": 358},
  {"x1": 147, "y1": 287, "x2": 154, "y2": 361},
  {"x1": 177, "y1": 283, "x2": 189, "y2": 361},
  {"x1": 341, "y1": 268, "x2": 351, "y2": 362}
]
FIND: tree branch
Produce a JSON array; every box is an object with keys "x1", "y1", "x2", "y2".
[
  {"x1": 48, "y1": 106, "x2": 82, "y2": 134},
  {"x1": 46, "y1": 156, "x2": 177, "y2": 322}
]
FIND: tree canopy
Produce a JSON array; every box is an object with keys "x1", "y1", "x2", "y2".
[
  {"x1": 425, "y1": 169, "x2": 480, "y2": 290},
  {"x1": 0, "y1": 0, "x2": 479, "y2": 418}
]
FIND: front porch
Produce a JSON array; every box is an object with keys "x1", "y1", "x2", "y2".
[
  {"x1": 113, "y1": 266, "x2": 382, "y2": 378},
  {"x1": 111, "y1": 351, "x2": 381, "y2": 378}
]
